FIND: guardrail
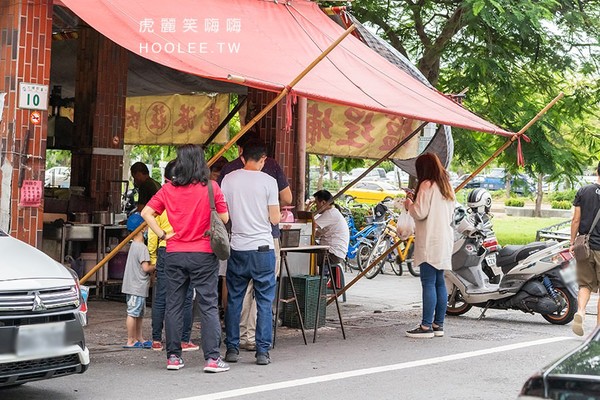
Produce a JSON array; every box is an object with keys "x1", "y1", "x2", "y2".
[{"x1": 535, "y1": 219, "x2": 571, "y2": 241}]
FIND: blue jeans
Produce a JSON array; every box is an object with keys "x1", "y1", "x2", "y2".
[
  {"x1": 152, "y1": 248, "x2": 194, "y2": 342},
  {"x1": 225, "y1": 249, "x2": 276, "y2": 354},
  {"x1": 420, "y1": 262, "x2": 447, "y2": 328}
]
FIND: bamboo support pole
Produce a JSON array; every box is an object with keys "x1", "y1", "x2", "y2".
[
  {"x1": 203, "y1": 95, "x2": 248, "y2": 147},
  {"x1": 314, "y1": 121, "x2": 428, "y2": 215},
  {"x1": 81, "y1": 25, "x2": 357, "y2": 286},
  {"x1": 327, "y1": 239, "x2": 403, "y2": 305},
  {"x1": 454, "y1": 92, "x2": 564, "y2": 193},
  {"x1": 80, "y1": 223, "x2": 145, "y2": 284},
  {"x1": 207, "y1": 24, "x2": 357, "y2": 167},
  {"x1": 327, "y1": 93, "x2": 564, "y2": 303}
]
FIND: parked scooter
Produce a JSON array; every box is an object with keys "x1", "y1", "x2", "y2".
[
  {"x1": 446, "y1": 206, "x2": 578, "y2": 325},
  {"x1": 466, "y1": 188, "x2": 555, "y2": 285}
]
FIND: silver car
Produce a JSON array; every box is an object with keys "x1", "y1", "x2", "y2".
[{"x1": 0, "y1": 229, "x2": 89, "y2": 387}]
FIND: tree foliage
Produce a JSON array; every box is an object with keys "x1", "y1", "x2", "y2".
[{"x1": 352, "y1": 0, "x2": 600, "y2": 212}]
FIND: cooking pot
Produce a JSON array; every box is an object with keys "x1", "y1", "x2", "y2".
[
  {"x1": 71, "y1": 212, "x2": 90, "y2": 223},
  {"x1": 93, "y1": 211, "x2": 114, "y2": 225}
]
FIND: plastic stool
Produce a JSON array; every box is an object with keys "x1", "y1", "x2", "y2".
[{"x1": 330, "y1": 263, "x2": 346, "y2": 303}]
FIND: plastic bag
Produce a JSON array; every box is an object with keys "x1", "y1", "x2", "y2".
[{"x1": 396, "y1": 208, "x2": 415, "y2": 240}]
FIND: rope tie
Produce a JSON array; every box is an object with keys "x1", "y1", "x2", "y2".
[
  {"x1": 284, "y1": 90, "x2": 297, "y2": 132},
  {"x1": 516, "y1": 133, "x2": 531, "y2": 167}
]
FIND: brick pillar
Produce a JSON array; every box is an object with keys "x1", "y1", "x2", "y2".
[
  {"x1": 72, "y1": 26, "x2": 127, "y2": 212},
  {"x1": 0, "y1": 0, "x2": 52, "y2": 246},
  {"x1": 245, "y1": 88, "x2": 299, "y2": 203}
]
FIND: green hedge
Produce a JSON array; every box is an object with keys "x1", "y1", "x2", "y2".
[
  {"x1": 308, "y1": 178, "x2": 341, "y2": 193},
  {"x1": 505, "y1": 198, "x2": 525, "y2": 207},
  {"x1": 350, "y1": 206, "x2": 372, "y2": 228},
  {"x1": 490, "y1": 190, "x2": 505, "y2": 199},
  {"x1": 549, "y1": 190, "x2": 576, "y2": 202},
  {"x1": 551, "y1": 200, "x2": 572, "y2": 209}
]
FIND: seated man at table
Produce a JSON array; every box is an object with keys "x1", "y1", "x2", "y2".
[{"x1": 313, "y1": 190, "x2": 350, "y2": 288}]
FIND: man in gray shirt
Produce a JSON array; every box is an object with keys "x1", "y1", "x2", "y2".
[{"x1": 221, "y1": 142, "x2": 280, "y2": 365}]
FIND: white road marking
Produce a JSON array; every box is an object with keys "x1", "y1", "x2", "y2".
[{"x1": 178, "y1": 336, "x2": 574, "y2": 400}]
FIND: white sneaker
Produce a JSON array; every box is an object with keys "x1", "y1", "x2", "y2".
[{"x1": 572, "y1": 313, "x2": 584, "y2": 336}]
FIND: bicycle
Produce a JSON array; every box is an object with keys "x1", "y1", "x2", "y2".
[
  {"x1": 364, "y1": 217, "x2": 418, "y2": 278},
  {"x1": 340, "y1": 202, "x2": 387, "y2": 272}
]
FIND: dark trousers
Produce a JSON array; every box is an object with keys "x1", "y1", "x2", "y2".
[
  {"x1": 152, "y1": 248, "x2": 194, "y2": 342},
  {"x1": 164, "y1": 252, "x2": 221, "y2": 360}
]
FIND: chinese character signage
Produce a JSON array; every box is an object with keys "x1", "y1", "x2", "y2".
[
  {"x1": 124, "y1": 94, "x2": 229, "y2": 145},
  {"x1": 305, "y1": 100, "x2": 422, "y2": 160},
  {"x1": 137, "y1": 17, "x2": 242, "y2": 55},
  {"x1": 19, "y1": 180, "x2": 43, "y2": 207}
]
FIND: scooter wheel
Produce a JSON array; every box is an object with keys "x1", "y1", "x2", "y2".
[
  {"x1": 446, "y1": 286, "x2": 472, "y2": 316},
  {"x1": 542, "y1": 287, "x2": 576, "y2": 325}
]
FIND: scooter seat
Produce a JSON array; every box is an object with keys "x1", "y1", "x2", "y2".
[{"x1": 496, "y1": 242, "x2": 552, "y2": 274}]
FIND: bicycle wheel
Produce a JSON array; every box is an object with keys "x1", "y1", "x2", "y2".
[
  {"x1": 365, "y1": 235, "x2": 390, "y2": 279},
  {"x1": 389, "y1": 253, "x2": 403, "y2": 276},
  {"x1": 405, "y1": 242, "x2": 419, "y2": 277},
  {"x1": 356, "y1": 242, "x2": 372, "y2": 272}
]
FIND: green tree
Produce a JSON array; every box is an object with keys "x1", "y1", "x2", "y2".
[
  {"x1": 45, "y1": 149, "x2": 71, "y2": 169},
  {"x1": 332, "y1": 157, "x2": 365, "y2": 187},
  {"x1": 353, "y1": 0, "x2": 600, "y2": 215}
]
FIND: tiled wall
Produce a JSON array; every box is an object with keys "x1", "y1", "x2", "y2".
[
  {"x1": 245, "y1": 88, "x2": 300, "y2": 207},
  {"x1": 0, "y1": 0, "x2": 52, "y2": 246},
  {"x1": 72, "y1": 26, "x2": 127, "y2": 211}
]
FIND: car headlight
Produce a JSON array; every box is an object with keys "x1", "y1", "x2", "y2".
[{"x1": 62, "y1": 263, "x2": 88, "y2": 326}]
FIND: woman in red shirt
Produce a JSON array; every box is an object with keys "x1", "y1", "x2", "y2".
[{"x1": 142, "y1": 144, "x2": 230, "y2": 373}]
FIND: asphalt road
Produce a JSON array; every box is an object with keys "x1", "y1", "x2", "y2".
[{"x1": 3, "y1": 270, "x2": 597, "y2": 400}]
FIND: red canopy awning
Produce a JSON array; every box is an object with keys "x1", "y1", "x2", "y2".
[{"x1": 59, "y1": 0, "x2": 513, "y2": 136}]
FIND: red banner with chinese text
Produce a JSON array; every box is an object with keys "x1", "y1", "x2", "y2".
[
  {"x1": 305, "y1": 100, "x2": 422, "y2": 160},
  {"x1": 124, "y1": 93, "x2": 229, "y2": 145}
]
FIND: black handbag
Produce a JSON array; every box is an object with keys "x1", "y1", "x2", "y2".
[
  {"x1": 205, "y1": 182, "x2": 230, "y2": 260},
  {"x1": 573, "y1": 207, "x2": 600, "y2": 262}
]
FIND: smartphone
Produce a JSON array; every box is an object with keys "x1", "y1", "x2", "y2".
[{"x1": 258, "y1": 245, "x2": 270, "y2": 252}]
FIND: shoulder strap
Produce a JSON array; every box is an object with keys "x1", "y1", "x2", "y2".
[
  {"x1": 589, "y1": 206, "x2": 600, "y2": 234},
  {"x1": 207, "y1": 181, "x2": 216, "y2": 211}
]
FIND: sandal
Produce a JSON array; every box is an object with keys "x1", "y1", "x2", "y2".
[{"x1": 123, "y1": 341, "x2": 144, "y2": 349}]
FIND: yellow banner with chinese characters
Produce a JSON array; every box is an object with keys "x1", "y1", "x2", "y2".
[
  {"x1": 305, "y1": 100, "x2": 422, "y2": 159},
  {"x1": 124, "y1": 93, "x2": 229, "y2": 145}
]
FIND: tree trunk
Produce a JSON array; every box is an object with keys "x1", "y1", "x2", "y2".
[
  {"x1": 317, "y1": 156, "x2": 325, "y2": 190},
  {"x1": 534, "y1": 174, "x2": 544, "y2": 218},
  {"x1": 122, "y1": 145, "x2": 133, "y2": 181},
  {"x1": 327, "y1": 156, "x2": 334, "y2": 180},
  {"x1": 505, "y1": 172, "x2": 512, "y2": 198}
]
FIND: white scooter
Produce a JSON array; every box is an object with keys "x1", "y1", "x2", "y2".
[{"x1": 446, "y1": 208, "x2": 578, "y2": 325}]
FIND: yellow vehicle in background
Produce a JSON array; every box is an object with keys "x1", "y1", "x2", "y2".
[{"x1": 343, "y1": 181, "x2": 404, "y2": 205}]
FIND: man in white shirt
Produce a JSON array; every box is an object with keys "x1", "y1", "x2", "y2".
[
  {"x1": 313, "y1": 190, "x2": 350, "y2": 287},
  {"x1": 221, "y1": 142, "x2": 280, "y2": 366}
]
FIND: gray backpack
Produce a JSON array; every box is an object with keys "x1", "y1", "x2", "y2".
[{"x1": 206, "y1": 182, "x2": 230, "y2": 260}]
